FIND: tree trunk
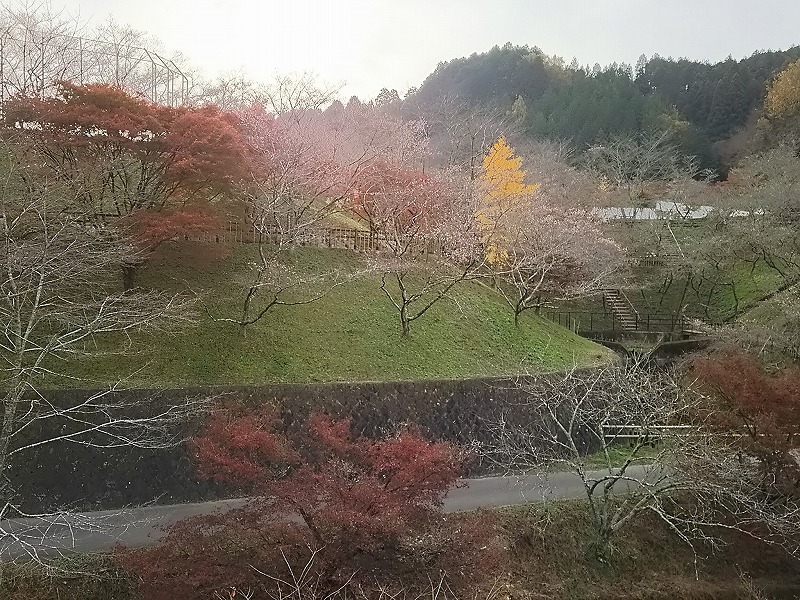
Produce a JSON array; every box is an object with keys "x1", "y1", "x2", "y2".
[
  {"x1": 121, "y1": 263, "x2": 137, "y2": 291},
  {"x1": 400, "y1": 316, "x2": 411, "y2": 336},
  {"x1": 588, "y1": 527, "x2": 615, "y2": 563}
]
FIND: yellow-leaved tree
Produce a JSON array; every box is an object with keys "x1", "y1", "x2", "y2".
[
  {"x1": 765, "y1": 59, "x2": 800, "y2": 129},
  {"x1": 477, "y1": 136, "x2": 537, "y2": 264}
]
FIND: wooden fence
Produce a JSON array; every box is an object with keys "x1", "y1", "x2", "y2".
[{"x1": 183, "y1": 222, "x2": 439, "y2": 254}]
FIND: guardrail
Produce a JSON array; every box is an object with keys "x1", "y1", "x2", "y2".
[
  {"x1": 629, "y1": 253, "x2": 683, "y2": 267},
  {"x1": 602, "y1": 425, "x2": 695, "y2": 442},
  {"x1": 606, "y1": 219, "x2": 703, "y2": 229},
  {"x1": 542, "y1": 311, "x2": 689, "y2": 334},
  {"x1": 632, "y1": 313, "x2": 689, "y2": 332},
  {"x1": 618, "y1": 288, "x2": 640, "y2": 323},
  {"x1": 542, "y1": 311, "x2": 616, "y2": 332}
]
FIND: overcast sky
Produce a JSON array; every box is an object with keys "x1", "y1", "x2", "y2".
[{"x1": 52, "y1": 0, "x2": 800, "y2": 101}]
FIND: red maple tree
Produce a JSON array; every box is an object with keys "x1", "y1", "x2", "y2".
[
  {"x1": 5, "y1": 82, "x2": 248, "y2": 286},
  {"x1": 5, "y1": 82, "x2": 247, "y2": 217},
  {"x1": 118, "y1": 406, "x2": 500, "y2": 599},
  {"x1": 694, "y1": 350, "x2": 800, "y2": 499}
]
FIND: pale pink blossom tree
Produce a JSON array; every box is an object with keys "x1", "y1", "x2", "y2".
[
  {"x1": 490, "y1": 200, "x2": 623, "y2": 326},
  {"x1": 228, "y1": 98, "x2": 429, "y2": 332},
  {"x1": 365, "y1": 167, "x2": 487, "y2": 336}
]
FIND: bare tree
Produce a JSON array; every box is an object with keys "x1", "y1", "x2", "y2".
[
  {"x1": 481, "y1": 360, "x2": 800, "y2": 563},
  {"x1": 718, "y1": 147, "x2": 800, "y2": 275},
  {"x1": 249, "y1": 550, "x2": 503, "y2": 600},
  {"x1": 259, "y1": 73, "x2": 342, "y2": 116},
  {"x1": 0, "y1": 3, "x2": 190, "y2": 105},
  {"x1": 88, "y1": 18, "x2": 158, "y2": 86},
  {"x1": 585, "y1": 131, "x2": 713, "y2": 207},
  {"x1": 720, "y1": 283, "x2": 800, "y2": 364},
  {"x1": 467, "y1": 139, "x2": 624, "y2": 325},
  {"x1": 0, "y1": 1, "x2": 85, "y2": 100},
  {"x1": 619, "y1": 146, "x2": 800, "y2": 328},
  {"x1": 193, "y1": 71, "x2": 261, "y2": 110},
  {"x1": 0, "y1": 145, "x2": 208, "y2": 564},
  {"x1": 89, "y1": 17, "x2": 193, "y2": 100},
  {"x1": 515, "y1": 139, "x2": 603, "y2": 208},
  {"x1": 414, "y1": 97, "x2": 514, "y2": 179}
]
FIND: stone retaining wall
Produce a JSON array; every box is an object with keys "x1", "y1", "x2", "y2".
[{"x1": 10, "y1": 375, "x2": 595, "y2": 512}]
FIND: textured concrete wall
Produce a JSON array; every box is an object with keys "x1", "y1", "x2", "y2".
[{"x1": 10, "y1": 375, "x2": 592, "y2": 512}]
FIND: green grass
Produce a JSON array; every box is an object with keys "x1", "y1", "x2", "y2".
[
  {"x1": 741, "y1": 281, "x2": 800, "y2": 329},
  {"x1": 635, "y1": 261, "x2": 788, "y2": 323},
  {"x1": 597, "y1": 222, "x2": 797, "y2": 325},
  {"x1": 581, "y1": 443, "x2": 661, "y2": 469},
  {"x1": 66, "y1": 241, "x2": 610, "y2": 387}
]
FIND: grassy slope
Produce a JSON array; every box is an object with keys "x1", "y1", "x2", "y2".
[
  {"x1": 71, "y1": 241, "x2": 609, "y2": 387},
  {"x1": 573, "y1": 223, "x2": 790, "y2": 324},
  {"x1": 633, "y1": 224, "x2": 794, "y2": 323},
  {"x1": 631, "y1": 261, "x2": 787, "y2": 323},
  {"x1": 559, "y1": 240, "x2": 790, "y2": 326}
]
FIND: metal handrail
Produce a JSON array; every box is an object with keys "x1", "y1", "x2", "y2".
[
  {"x1": 618, "y1": 288, "x2": 640, "y2": 323},
  {"x1": 542, "y1": 310, "x2": 690, "y2": 334}
]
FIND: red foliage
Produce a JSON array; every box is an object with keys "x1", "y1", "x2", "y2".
[
  {"x1": 6, "y1": 81, "x2": 164, "y2": 147},
  {"x1": 117, "y1": 506, "x2": 310, "y2": 598},
  {"x1": 5, "y1": 82, "x2": 247, "y2": 215},
  {"x1": 367, "y1": 423, "x2": 467, "y2": 502},
  {"x1": 164, "y1": 105, "x2": 248, "y2": 192},
  {"x1": 694, "y1": 351, "x2": 800, "y2": 434},
  {"x1": 693, "y1": 350, "x2": 800, "y2": 498},
  {"x1": 121, "y1": 206, "x2": 222, "y2": 251},
  {"x1": 267, "y1": 415, "x2": 469, "y2": 555},
  {"x1": 191, "y1": 403, "x2": 299, "y2": 488},
  {"x1": 118, "y1": 407, "x2": 500, "y2": 599}
]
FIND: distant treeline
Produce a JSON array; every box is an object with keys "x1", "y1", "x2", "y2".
[{"x1": 409, "y1": 43, "x2": 800, "y2": 171}]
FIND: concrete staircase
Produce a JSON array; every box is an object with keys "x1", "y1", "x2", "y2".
[{"x1": 603, "y1": 289, "x2": 639, "y2": 331}]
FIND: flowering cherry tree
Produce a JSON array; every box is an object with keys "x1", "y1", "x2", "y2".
[
  {"x1": 492, "y1": 201, "x2": 623, "y2": 325},
  {"x1": 229, "y1": 100, "x2": 428, "y2": 332},
  {"x1": 359, "y1": 167, "x2": 486, "y2": 336}
]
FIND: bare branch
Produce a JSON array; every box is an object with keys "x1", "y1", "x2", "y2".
[{"x1": 480, "y1": 359, "x2": 800, "y2": 562}]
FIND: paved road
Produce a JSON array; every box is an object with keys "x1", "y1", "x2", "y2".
[{"x1": 0, "y1": 466, "x2": 653, "y2": 559}]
